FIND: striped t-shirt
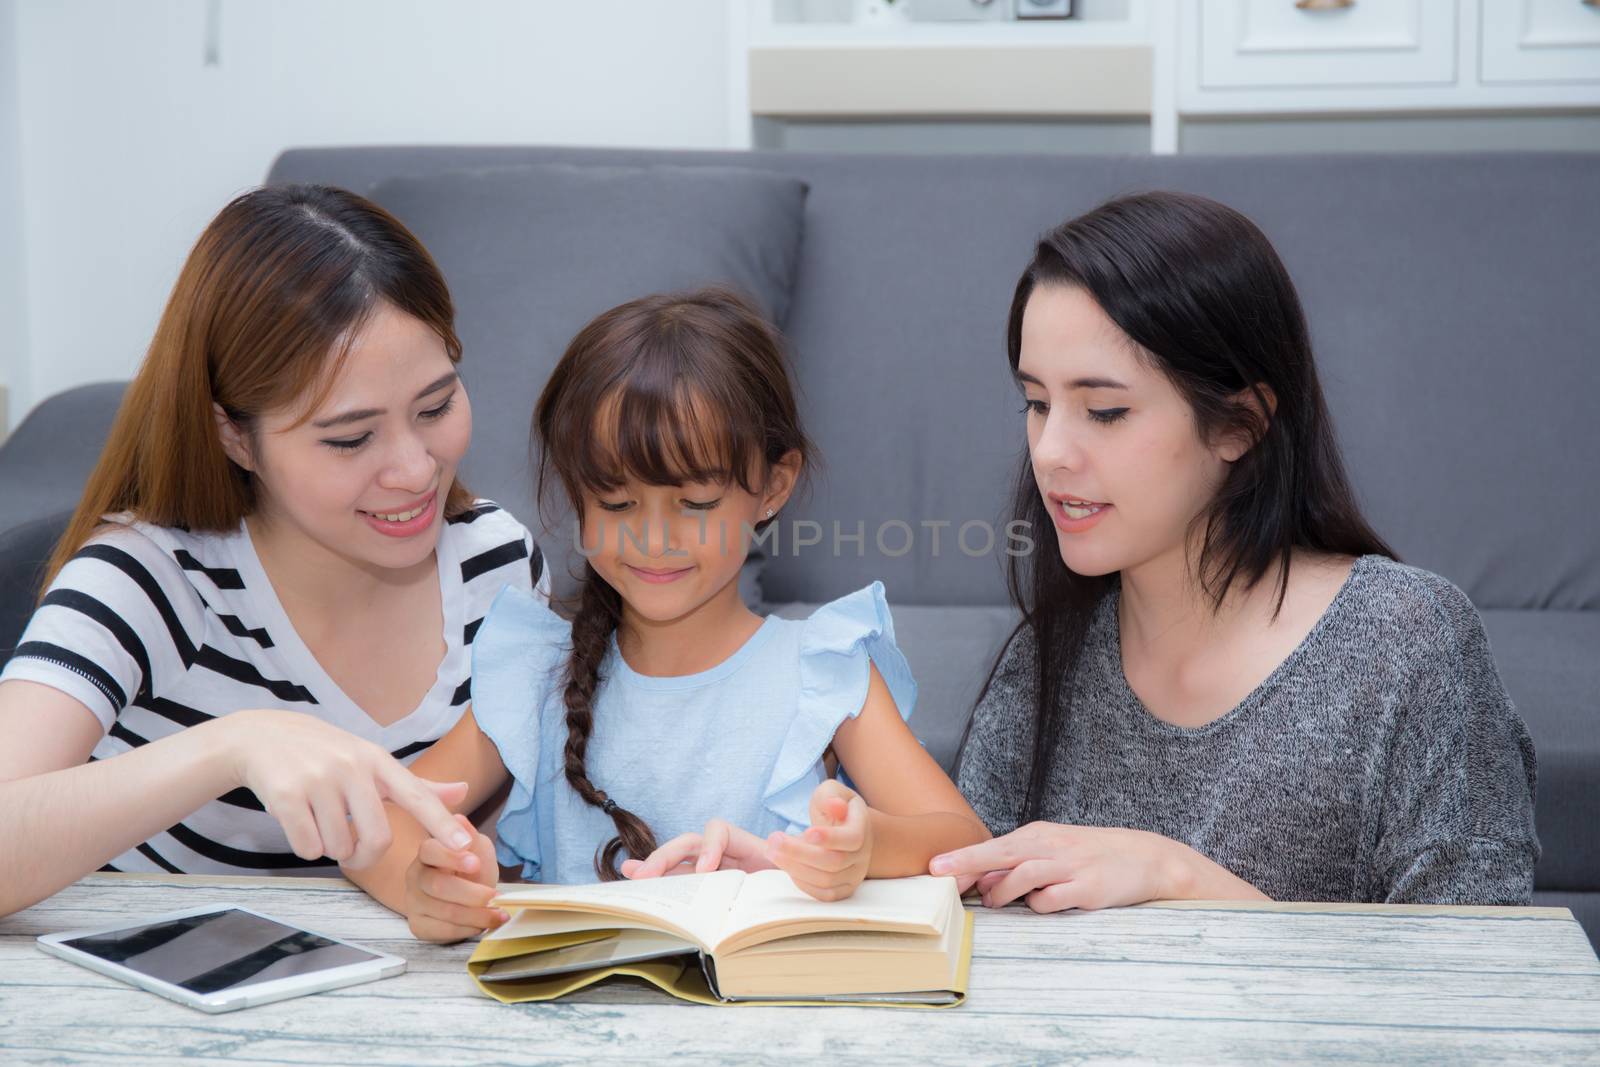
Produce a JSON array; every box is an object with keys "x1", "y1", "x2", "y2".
[{"x1": 0, "y1": 500, "x2": 547, "y2": 877}]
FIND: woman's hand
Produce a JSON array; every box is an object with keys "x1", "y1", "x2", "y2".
[
  {"x1": 403, "y1": 813, "x2": 507, "y2": 943},
  {"x1": 768, "y1": 780, "x2": 873, "y2": 902},
  {"x1": 226, "y1": 709, "x2": 472, "y2": 869},
  {"x1": 928, "y1": 822, "x2": 1197, "y2": 912},
  {"x1": 621, "y1": 819, "x2": 776, "y2": 879}
]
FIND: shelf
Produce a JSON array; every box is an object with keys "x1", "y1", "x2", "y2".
[
  {"x1": 748, "y1": 43, "x2": 1152, "y2": 116},
  {"x1": 748, "y1": 21, "x2": 1151, "y2": 49}
]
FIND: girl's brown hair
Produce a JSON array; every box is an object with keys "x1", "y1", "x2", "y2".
[
  {"x1": 43, "y1": 183, "x2": 473, "y2": 591},
  {"x1": 533, "y1": 287, "x2": 814, "y2": 879}
]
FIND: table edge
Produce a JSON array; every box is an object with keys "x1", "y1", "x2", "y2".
[{"x1": 73, "y1": 874, "x2": 1576, "y2": 923}]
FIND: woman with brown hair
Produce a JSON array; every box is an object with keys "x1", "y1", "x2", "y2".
[{"x1": 0, "y1": 184, "x2": 546, "y2": 916}]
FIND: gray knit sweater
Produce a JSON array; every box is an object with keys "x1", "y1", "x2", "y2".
[{"x1": 956, "y1": 556, "x2": 1539, "y2": 904}]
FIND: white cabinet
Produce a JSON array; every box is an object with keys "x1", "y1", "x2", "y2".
[
  {"x1": 747, "y1": 0, "x2": 1600, "y2": 150},
  {"x1": 1178, "y1": 0, "x2": 1600, "y2": 113},
  {"x1": 1481, "y1": 0, "x2": 1600, "y2": 84},
  {"x1": 1199, "y1": 0, "x2": 1457, "y2": 89}
]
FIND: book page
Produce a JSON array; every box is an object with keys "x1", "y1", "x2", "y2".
[
  {"x1": 485, "y1": 909, "x2": 666, "y2": 943},
  {"x1": 490, "y1": 870, "x2": 744, "y2": 948},
  {"x1": 731, "y1": 928, "x2": 943, "y2": 956},
  {"x1": 712, "y1": 906, "x2": 969, "y2": 999},
  {"x1": 713, "y1": 872, "x2": 957, "y2": 953}
]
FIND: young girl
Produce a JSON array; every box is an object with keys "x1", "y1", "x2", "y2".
[
  {"x1": 344, "y1": 288, "x2": 988, "y2": 942},
  {"x1": 931, "y1": 191, "x2": 1537, "y2": 911}
]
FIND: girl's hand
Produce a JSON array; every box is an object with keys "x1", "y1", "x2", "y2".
[
  {"x1": 402, "y1": 813, "x2": 508, "y2": 943},
  {"x1": 621, "y1": 819, "x2": 775, "y2": 879},
  {"x1": 226, "y1": 709, "x2": 472, "y2": 869},
  {"x1": 768, "y1": 780, "x2": 872, "y2": 902},
  {"x1": 928, "y1": 822, "x2": 1189, "y2": 912}
]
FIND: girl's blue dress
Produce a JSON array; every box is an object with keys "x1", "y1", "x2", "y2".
[{"x1": 470, "y1": 581, "x2": 917, "y2": 884}]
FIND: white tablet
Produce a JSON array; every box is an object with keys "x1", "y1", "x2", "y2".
[{"x1": 36, "y1": 904, "x2": 406, "y2": 1013}]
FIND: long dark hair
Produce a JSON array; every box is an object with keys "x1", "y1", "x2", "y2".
[
  {"x1": 45, "y1": 183, "x2": 473, "y2": 593},
  {"x1": 973, "y1": 191, "x2": 1395, "y2": 823},
  {"x1": 532, "y1": 287, "x2": 814, "y2": 879}
]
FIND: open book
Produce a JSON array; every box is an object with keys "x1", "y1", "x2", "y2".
[{"x1": 466, "y1": 870, "x2": 972, "y2": 1007}]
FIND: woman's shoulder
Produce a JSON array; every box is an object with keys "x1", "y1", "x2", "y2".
[
  {"x1": 81, "y1": 513, "x2": 210, "y2": 560},
  {"x1": 1337, "y1": 554, "x2": 1485, "y2": 652},
  {"x1": 442, "y1": 498, "x2": 544, "y2": 593},
  {"x1": 988, "y1": 619, "x2": 1040, "y2": 684},
  {"x1": 1315, "y1": 555, "x2": 1522, "y2": 733},
  {"x1": 61, "y1": 517, "x2": 229, "y2": 609},
  {"x1": 8, "y1": 518, "x2": 229, "y2": 724}
]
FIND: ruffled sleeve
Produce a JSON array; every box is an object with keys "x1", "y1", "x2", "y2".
[
  {"x1": 470, "y1": 584, "x2": 572, "y2": 881},
  {"x1": 762, "y1": 581, "x2": 918, "y2": 831}
]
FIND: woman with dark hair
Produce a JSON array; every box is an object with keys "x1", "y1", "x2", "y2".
[
  {"x1": 0, "y1": 184, "x2": 546, "y2": 916},
  {"x1": 929, "y1": 191, "x2": 1537, "y2": 909}
]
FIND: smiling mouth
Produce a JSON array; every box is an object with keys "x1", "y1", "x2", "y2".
[
  {"x1": 1049, "y1": 494, "x2": 1110, "y2": 521},
  {"x1": 359, "y1": 492, "x2": 434, "y2": 523}
]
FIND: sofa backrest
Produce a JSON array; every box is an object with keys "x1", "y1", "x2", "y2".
[{"x1": 269, "y1": 147, "x2": 1600, "y2": 613}]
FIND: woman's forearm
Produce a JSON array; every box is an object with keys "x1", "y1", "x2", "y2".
[
  {"x1": 1162, "y1": 838, "x2": 1271, "y2": 902},
  {"x1": 0, "y1": 716, "x2": 243, "y2": 917},
  {"x1": 867, "y1": 809, "x2": 990, "y2": 879}
]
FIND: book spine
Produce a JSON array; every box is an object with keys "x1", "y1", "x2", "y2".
[{"x1": 698, "y1": 954, "x2": 731, "y2": 1003}]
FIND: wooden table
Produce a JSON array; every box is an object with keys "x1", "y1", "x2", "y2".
[{"x1": 3, "y1": 874, "x2": 1598, "y2": 1064}]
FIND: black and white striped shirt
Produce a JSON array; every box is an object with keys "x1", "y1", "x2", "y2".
[{"x1": 0, "y1": 500, "x2": 547, "y2": 876}]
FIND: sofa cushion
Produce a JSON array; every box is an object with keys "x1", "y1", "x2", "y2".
[
  {"x1": 271, "y1": 147, "x2": 1600, "y2": 613},
  {"x1": 1481, "y1": 610, "x2": 1600, "y2": 893},
  {"x1": 0, "y1": 382, "x2": 125, "y2": 533},
  {"x1": 368, "y1": 162, "x2": 809, "y2": 603},
  {"x1": 0, "y1": 385, "x2": 123, "y2": 658},
  {"x1": 1533, "y1": 891, "x2": 1600, "y2": 953},
  {"x1": 0, "y1": 510, "x2": 72, "y2": 667},
  {"x1": 761, "y1": 153, "x2": 1600, "y2": 612}
]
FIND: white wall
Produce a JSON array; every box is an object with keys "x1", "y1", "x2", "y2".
[
  {"x1": 3, "y1": 0, "x2": 734, "y2": 430},
  {"x1": 0, "y1": 0, "x2": 26, "y2": 437}
]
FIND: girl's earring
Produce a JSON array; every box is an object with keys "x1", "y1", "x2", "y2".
[{"x1": 765, "y1": 508, "x2": 775, "y2": 519}]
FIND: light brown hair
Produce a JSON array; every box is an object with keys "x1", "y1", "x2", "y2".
[{"x1": 44, "y1": 184, "x2": 473, "y2": 590}]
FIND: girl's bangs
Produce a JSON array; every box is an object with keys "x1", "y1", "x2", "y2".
[{"x1": 567, "y1": 373, "x2": 767, "y2": 498}]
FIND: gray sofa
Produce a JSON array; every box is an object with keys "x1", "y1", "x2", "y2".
[{"x1": 1, "y1": 147, "x2": 1594, "y2": 946}]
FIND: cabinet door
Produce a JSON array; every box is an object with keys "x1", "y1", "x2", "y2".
[
  {"x1": 1482, "y1": 0, "x2": 1600, "y2": 84},
  {"x1": 1199, "y1": 0, "x2": 1458, "y2": 89}
]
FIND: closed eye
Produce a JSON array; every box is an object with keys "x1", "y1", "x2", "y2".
[
  {"x1": 680, "y1": 499, "x2": 722, "y2": 511},
  {"x1": 1019, "y1": 399, "x2": 1048, "y2": 417},
  {"x1": 419, "y1": 392, "x2": 456, "y2": 420},
  {"x1": 596, "y1": 500, "x2": 633, "y2": 513},
  {"x1": 1089, "y1": 408, "x2": 1130, "y2": 425},
  {"x1": 323, "y1": 432, "x2": 371, "y2": 452}
]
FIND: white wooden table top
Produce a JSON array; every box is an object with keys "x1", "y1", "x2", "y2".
[{"x1": 2, "y1": 873, "x2": 1597, "y2": 1065}]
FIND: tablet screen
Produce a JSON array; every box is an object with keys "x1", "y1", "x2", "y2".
[{"x1": 62, "y1": 908, "x2": 382, "y2": 995}]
